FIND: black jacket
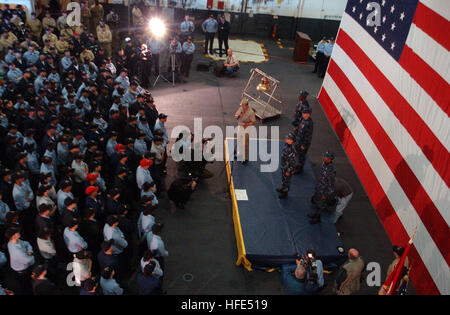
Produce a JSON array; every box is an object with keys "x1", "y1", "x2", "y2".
[
  {"x1": 78, "y1": 219, "x2": 103, "y2": 254},
  {"x1": 97, "y1": 251, "x2": 120, "y2": 273},
  {"x1": 218, "y1": 21, "x2": 230, "y2": 37},
  {"x1": 35, "y1": 215, "x2": 56, "y2": 236},
  {"x1": 60, "y1": 208, "x2": 79, "y2": 228}
]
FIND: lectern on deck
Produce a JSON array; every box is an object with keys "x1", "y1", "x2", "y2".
[{"x1": 293, "y1": 31, "x2": 312, "y2": 63}]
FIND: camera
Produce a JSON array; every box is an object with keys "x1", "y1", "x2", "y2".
[
  {"x1": 298, "y1": 250, "x2": 318, "y2": 286},
  {"x1": 187, "y1": 172, "x2": 199, "y2": 182}
]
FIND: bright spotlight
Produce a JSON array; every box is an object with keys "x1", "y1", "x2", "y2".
[{"x1": 149, "y1": 18, "x2": 166, "y2": 37}]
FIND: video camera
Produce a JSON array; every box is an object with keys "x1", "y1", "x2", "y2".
[
  {"x1": 298, "y1": 250, "x2": 319, "y2": 286},
  {"x1": 187, "y1": 172, "x2": 199, "y2": 182}
]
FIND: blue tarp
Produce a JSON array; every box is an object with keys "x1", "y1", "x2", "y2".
[{"x1": 227, "y1": 139, "x2": 345, "y2": 268}]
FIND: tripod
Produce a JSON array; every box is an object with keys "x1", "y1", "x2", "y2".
[{"x1": 153, "y1": 54, "x2": 179, "y2": 87}]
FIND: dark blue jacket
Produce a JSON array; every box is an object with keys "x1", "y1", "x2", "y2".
[
  {"x1": 137, "y1": 273, "x2": 162, "y2": 295},
  {"x1": 97, "y1": 251, "x2": 120, "y2": 273},
  {"x1": 281, "y1": 264, "x2": 316, "y2": 295}
]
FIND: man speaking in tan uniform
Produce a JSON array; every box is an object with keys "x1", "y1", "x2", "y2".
[{"x1": 234, "y1": 97, "x2": 256, "y2": 164}]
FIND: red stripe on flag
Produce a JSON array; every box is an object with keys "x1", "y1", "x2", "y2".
[
  {"x1": 319, "y1": 88, "x2": 440, "y2": 294},
  {"x1": 413, "y1": 2, "x2": 450, "y2": 51},
  {"x1": 327, "y1": 60, "x2": 450, "y2": 265},
  {"x1": 336, "y1": 30, "x2": 450, "y2": 187},
  {"x1": 400, "y1": 45, "x2": 450, "y2": 116}
]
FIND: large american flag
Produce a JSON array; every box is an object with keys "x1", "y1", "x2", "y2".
[{"x1": 318, "y1": 0, "x2": 449, "y2": 294}]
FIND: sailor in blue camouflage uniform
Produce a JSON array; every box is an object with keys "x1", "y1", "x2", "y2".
[
  {"x1": 293, "y1": 107, "x2": 313, "y2": 174},
  {"x1": 309, "y1": 151, "x2": 336, "y2": 224},
  {"x1": 293, "y1": 90, "x2": 310, "y2": 126},
  {"x1": 276, "y1": 132, "x2": 297, "y2": 199}
]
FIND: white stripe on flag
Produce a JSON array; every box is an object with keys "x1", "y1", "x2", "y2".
[
  {"x1": 332, "y1": 43, "x2": 450, "y2": 223},
  {"x1": 420, "y1": 0, "x2": 450, "y2": 21},
  {"x1": 406, "y1": 24, "x2": 450, "y2": 84},
  {"x1": 339, "y1": 13, "x2": 450, "y2": 152},
  {"x1": 322, "y1": 74, "x2": 450, "y2": 294}
]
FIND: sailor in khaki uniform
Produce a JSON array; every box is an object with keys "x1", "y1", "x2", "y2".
[
  {"x1": 42, "y1": 27, "x2": 58, "y2": 47},
  {"x1": 42, "y1": 12, "x2": 57, "y2": 30},
  {"x1": 27, "y1": 13, "x2": 43, "y2": 39},
  {"x1": 97, "y1": 25, "x2": 112, "y2": 57},
  {"x1": 90, "y1": 1, "x2": 104, "y2": 32}
]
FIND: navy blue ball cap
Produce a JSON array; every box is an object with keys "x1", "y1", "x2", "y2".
[
  {"x1": 286, "y1": 132, "x2": 296, "y2": 141},
  {"x1": 323, "y1": 151, "x2": 335, "y2": 159},
  {"x1": 299, "y1": 90, "x2": 309, "y2": 98},
  {"x1": 301, "y1": 107, "x2": 312, "y2": 114}
]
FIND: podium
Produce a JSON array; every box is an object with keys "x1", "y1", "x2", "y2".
[{"x1": 293, "y1": 32, "x2": 311, "y2": 63}]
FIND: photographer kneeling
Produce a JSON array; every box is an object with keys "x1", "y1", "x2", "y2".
[
  {"x1": 281, "y1": 250, "x2": 324, "y2": 295},
  {"x1": 173, "y1": 132, "x2": 214, "y2": 180},
  {"x1": 168, "y1": 176, "x2": 197, "y2": 209}
]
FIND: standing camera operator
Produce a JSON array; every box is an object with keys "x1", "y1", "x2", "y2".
[
  {"x1": 297, "y1": 250, "x2": 325, "y2": 294},
  {"x1": 138, "y1": 44, "x2": 153, "y2": 88},
  {"x1": 124, "y1": 37, "x2": 139, "y2": 77},
  {"x1": 281, "y1": 250, "x2": 323, "y2": 295},
  {"x1": 301, "y1": 250, "x2": 324, "y2": 290}
]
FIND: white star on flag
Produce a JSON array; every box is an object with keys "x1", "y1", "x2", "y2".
[
  {"x1": 390, "y1": 42, "x2": 395, "y2": 50},
  {"x1": 391, "y1": 22, "x2": 396, "y2": 31},
  {"x1": 391, "y1": 5, "x2": 395, "y2": 13},
  {"x1": 381, "y1": 33, "x2": 386, "y2": 41},
  {"x1": 382, "y1": 15, "x2": 387, "y2": 23},
  {"x1": 382, "y1": 0, "x2": 385, "y2": 6},
  {"x1": 374, "y1": 26, "x2": 378, "y2": 33},
  {"x1": 400, "y1": 12, "x2": 405, "y2": 21}
]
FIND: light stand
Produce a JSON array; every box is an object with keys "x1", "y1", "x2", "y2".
[
  {"x1": 149, "y1": 17, "x2": 171, "y2": 87},
  {"x1": 153, "y1": 57, "x2": 171, "y2": 87},
  {"x1": 153, "y1": 53, "x2": 179, "y2": 87}
]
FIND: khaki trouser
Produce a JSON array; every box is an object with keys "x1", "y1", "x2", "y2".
[
  {"x1": 101, "y1": 42, "x2": 112, "y2": 56},
  {"x1": 237, "y1": 126, "x2": 250, "y2": 161}
]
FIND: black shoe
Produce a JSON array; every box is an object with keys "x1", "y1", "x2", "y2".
[
  {"x1": 241, "y1": 160, "x2": 248, "y2": 165},
  {"x1": 209, "y1": 51, "x2": 214, "y2": 55},
  {"x1": 309, "y1": 217, "x2": 321, "y2": 224},
  {"x1": 312, "y1": 70, "x2": 317, "y2": 73},
  {"x1": 278, "y1": 192, "x2": 288, "y2": 199},
  {"x1": 156, "y1": 192, "x2": 165, "y2": 198},
  {"x1": 276, "y1": 187, "x2": 283, "y2": 193}
]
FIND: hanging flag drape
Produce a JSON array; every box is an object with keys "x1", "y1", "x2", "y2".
[
  {"x1": 379, "y1": 230, "x2": 416, "y2": 295},
  {"x1": 318, "y1": 0, "x2": 450, "y2": 295}
]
